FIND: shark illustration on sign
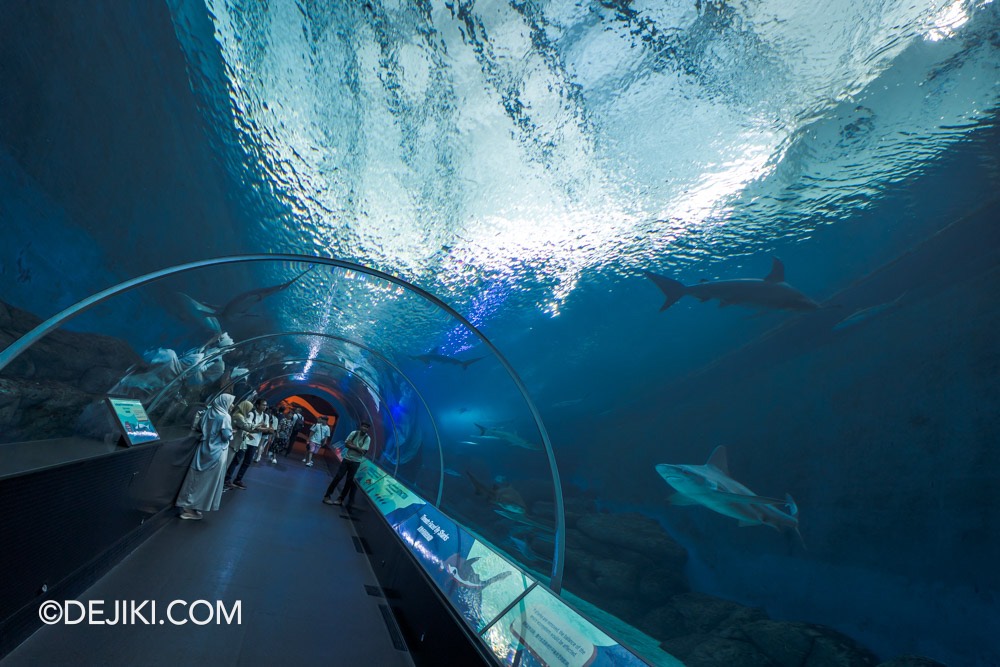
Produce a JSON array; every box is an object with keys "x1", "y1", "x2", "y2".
[
  {"x1": 644, "y1": 258, "x2": 819, "y2": 312},
  {"x1": 655, "y1": 446, "x2": 802, "y2": 543}
]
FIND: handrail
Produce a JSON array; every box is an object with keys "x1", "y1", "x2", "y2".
[{"x1": 0, "y1": 254, "x2": 566, "y2": 592}]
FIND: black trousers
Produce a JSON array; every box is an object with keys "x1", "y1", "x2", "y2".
[
  {"x1": 226, "y1": 445, "x2": 257, "y2": 484},
  {"x1": 324, "y1": 459, "x2": 361, "y2": 505}
]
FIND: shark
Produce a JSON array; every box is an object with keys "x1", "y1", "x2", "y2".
[
  {"x1": 833, "y1": 292, "x2": 907, "y2": 331},
  {"x1": 175, "y1": 266, "x2": 315, "y2": 332},
  {"x1": 443, "y1": 554, "x2": 512, "y2": 590},
  {"x1": 473, "y1": 423, "x2": 542, "y2": 451},
  {"x1": 655, "y1": 446, "x2": 802, "y2": 543},
  {"x1": 645, "y1": 258, "x2": 819, "y2": 312},
  {"x1": 410, "y1": 350, "x2": 485, "y2": 370},
  {"x1": 466, "y1": 471, "x2": 528, "y2": 514}
]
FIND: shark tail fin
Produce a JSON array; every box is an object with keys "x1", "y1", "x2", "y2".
[
  {"x1": 644, "y1": 272, "x2": 687, "y2": 311},
  {"x1": 462, "y1": 356, "x2": 485, "y2": 370},
  {"x1": 466, "y1": 471, "x2": 487, "y2": 496}
]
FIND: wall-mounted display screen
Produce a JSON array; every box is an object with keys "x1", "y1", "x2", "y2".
[{"x1": 105, "y1": 397, "x2": 160, "y2": 446}]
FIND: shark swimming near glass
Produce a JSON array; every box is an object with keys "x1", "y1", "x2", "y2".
[
  {"x1": 409, "y1": 349, "x2": 485, "y2": 370},
  {"x1": 833, "y1": 292, "x2": 907, "y2": 331},
  {"x1": 175, "y1": 265, "x2": 316, "y2": 332},
  {"x1": 655, "y1": 446, "x2": 803, "y2": 545},
  {"x1": 472, "y1": 423, "x2": 542, "y2": 451},
  {"x1": 644, "y1": 258, "x2": 820, "y2": 312},
  {"x1": 466, "y1": 471, "x2": 528, "y2": 514}
]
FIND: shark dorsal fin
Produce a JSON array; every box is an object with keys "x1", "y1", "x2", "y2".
[
  {"x1": 706, "y1": 446, "x2": 730, "y2": 474},
  {"x1": 764, "y1": 257, "x2": 785, "y2": 283}
]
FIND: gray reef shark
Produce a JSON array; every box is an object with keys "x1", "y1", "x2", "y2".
[
  {"x1": 473, "y1": 423, "x2": 541, "y2": 451},
  {"x1": 645, "y1": 258, "x2": 819, "y2": 312},
  {"x1": 410, "y1": 350, "x2": 485, "y2": 370},
  {"x1": 655, "y1": 446, "x2": 802, "y2": 544}
]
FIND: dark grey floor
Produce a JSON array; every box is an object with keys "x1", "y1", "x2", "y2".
[{"x1": 2, "y1": 446, "x2": 414, "y2": 667}]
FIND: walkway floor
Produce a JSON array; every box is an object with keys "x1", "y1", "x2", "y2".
[{"x1": 2, "y1": 446, "x2": 414, "y2": 667}]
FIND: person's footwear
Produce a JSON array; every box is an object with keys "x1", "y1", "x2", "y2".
[
  {"x1": 270, "y1": 456, "x2": 278, "y2": 464},
  {"x1": 306, "y1": 461, "x2": 314, "y2": 467},
  {"x1": 224, "y1": 481, "x2": 234, "y2": 490},
  {"x1": 179, "y1": 510, "x2": 202, "y2": 520},
  {"x1": 323, "y1": 497, "x2": 334, "y2": 505},
  {"x1": 233, "y1": 481, "x2": 247, "y2": 490},
  {"x1": 193, "y1": 510, "x2": 203, "y2": 517},
  {"x1": 301, "y1": 457, "x2": 307, "y2": 462},
  {"x1": 332, "y1": 498, "x2": 343, "y2": 506}
]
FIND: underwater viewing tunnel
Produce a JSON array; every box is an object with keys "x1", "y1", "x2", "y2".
[{"x1": 2, "y1": 1, "x2": 1000, "y2": 666}]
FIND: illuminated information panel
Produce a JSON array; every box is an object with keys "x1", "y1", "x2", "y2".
[
  {"x1": 484, "y1": 586, "x2": 653, "y2": 667},
  {"x1": 105, "y1": 397, "x2": 160, "y2": 446},
  {"x1": 396, "y1": 504, "x2": 533, "y2": 632},
  {"x1": 358, "y1": 463, "x2": 655, "y2": 665}
]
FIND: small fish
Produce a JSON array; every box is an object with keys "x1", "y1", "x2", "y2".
[
  {"x1": 473, "y1": 423, "x2": 541, "y2": 451},
  {"x1": 443, "y1": 467, "x2": 462, "y2": 478},
  {"x1": 411, "y1": 350, "x2": 485, "y2": 370},
  {"x1": 645, "y1": 258, "x2": 820, "y2": 312}
]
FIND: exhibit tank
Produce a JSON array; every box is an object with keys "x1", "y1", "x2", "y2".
[{"x1": 1, "y1": 0, "x2": 999, "y2": 665}]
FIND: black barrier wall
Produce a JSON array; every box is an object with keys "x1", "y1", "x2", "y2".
[{"x1": 0, "y1": 435, "x2": 198, "y2": 657}]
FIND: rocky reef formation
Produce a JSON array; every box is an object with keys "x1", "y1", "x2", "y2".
[
  {"x1": 0, "y1": 299, "x2": 142, "y2": 441},
  {"x1": 541, "y1": 505, "x2": 946, "y2": 667}
]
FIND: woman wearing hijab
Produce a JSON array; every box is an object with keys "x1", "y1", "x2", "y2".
[{"x1": 176, "y1": 393, "x2": 235, "y2": 520}]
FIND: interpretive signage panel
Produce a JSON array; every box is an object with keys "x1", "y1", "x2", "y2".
[
  {"x1": 105, "y1": 397, "x2": 160, "y2": 446},
  {"x1": 361, "y1": 472, "x2": 426, "y2": 527},
  {"x1": 484, "y1": 586, "x2": 657, "y2": 667},
  {"x1": 396, "y1": 504, "x2": 533, "y2": 632},
  {"x1": 355, "y1": 459, "x2": 387, "y2": 488}
]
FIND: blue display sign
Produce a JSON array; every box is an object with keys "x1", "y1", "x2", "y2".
[{"x1": 396, "y1": 504, "x2": 533, "y2": 632}]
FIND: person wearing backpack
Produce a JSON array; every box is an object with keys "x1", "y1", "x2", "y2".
[{"x1": 322, "y1": 421, "x2": 371, "y2": 509}]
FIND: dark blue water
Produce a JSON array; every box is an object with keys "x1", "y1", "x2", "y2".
[{"x1": 1, "y1": 1, "x2": 999, "y2": 664}]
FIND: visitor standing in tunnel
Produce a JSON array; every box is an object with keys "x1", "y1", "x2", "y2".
[
  {"x1": 176, "y1": 394, "x2": 235, "y2": 520},
  {"x1": 285, "y1": 407, "x2": 305, "y2": 457},
  {"x1": 273, "y1": 406, "x2": 294, "y2": 457},
  {"x1": 225, "y1": 398, "x2": 273, "y2": 489},
  {"x1": 303, "y1": 416, "x2": 331, "y2": 467},
  {"x1": 322, "y1": 421, "x2": 371, "y2": 509}
]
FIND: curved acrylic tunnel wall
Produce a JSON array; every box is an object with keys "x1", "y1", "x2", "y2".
[{"x1": 0, "y1": 255, "x2": 566, "y2": 592}]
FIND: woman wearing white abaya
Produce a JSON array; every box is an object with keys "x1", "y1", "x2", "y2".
[{"x1": 176, "y1": 393, "x2": 235, "y2": 520}]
